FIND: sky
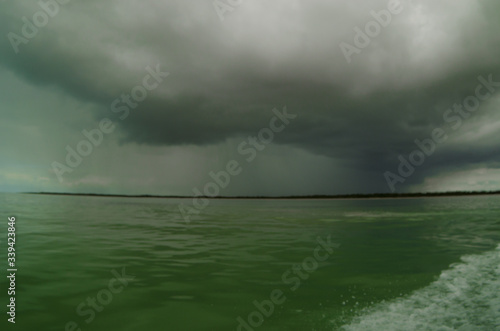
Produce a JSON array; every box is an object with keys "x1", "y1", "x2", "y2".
[{"x1": 1, "y1": 0, "x2": 500, "y2": 196}]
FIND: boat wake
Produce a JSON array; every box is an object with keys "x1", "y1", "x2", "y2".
[{"x1": 340, "y1": 245, "x2": 500, "y2": 330}]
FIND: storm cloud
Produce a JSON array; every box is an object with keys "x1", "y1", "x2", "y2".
[{"x1": 1, "y1": 0, "x2": 500, "y2": 195}]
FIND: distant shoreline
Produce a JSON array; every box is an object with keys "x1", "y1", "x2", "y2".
[{"x1": 22, "y1": 191, "x2": 500, "y2": 200}]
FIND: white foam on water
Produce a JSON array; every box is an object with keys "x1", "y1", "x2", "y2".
[{"x1": 340, "y1": 245, "x2": 500, "y2": 331}]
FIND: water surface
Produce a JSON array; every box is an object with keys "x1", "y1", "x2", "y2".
[{"x1": 1, "y1": 193, "x2": 499, "y2": 330}]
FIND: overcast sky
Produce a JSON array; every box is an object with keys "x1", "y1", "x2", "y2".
[{"x1": 1, "y1": 0, "x2": 500, "y2": 196}]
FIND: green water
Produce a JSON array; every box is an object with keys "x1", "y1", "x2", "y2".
[{"x1": 1, "y1": 193, "x2": 499, "y2": 330}]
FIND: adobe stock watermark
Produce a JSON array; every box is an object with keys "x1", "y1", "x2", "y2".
[
  {"x1": 51, "y1": 64, "x2": 169, "y2": 183},
  {"x1": 7, "y1": 0, "x2": 71, "y2": 54},
  {"x1": 384, "y1": 74, "x2": 500, "y2": 192},
  {"x1": 340, "y1": 0, "x2": 404, "y2": 64},
  {"x1": 213, "y1": 0, "x2": 245, "y2": 22},
  {"x1": 64, "y1": 268, "x2": 135, "y2": 331},
  {"x1": 236, "y1": 236, "x2": 339, "y2": 330},
  {"x1": 178, "y1": 106, "x2": 297, "y2": 223}
]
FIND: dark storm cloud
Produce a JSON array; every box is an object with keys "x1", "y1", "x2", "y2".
[{"x1": 1, "y1": 0, "x2": 500, "y2": 192}]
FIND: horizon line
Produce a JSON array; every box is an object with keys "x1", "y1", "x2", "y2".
[{"x1": 17, "y1": 190, "x2": 500, "y2": 199}]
